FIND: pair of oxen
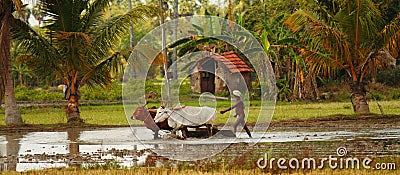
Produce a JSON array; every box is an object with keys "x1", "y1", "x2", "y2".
[{"x1": 131, "y1": 104, "x2": 217, "y2": 139}]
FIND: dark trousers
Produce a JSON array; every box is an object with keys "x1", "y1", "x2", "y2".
[{"x1": 233, "y1": 115, "x2": 252, "y2": 138}]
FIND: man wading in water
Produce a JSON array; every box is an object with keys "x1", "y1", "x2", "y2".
[{"x1": 220, "y1": 90, "x2": 252, "y2": 138}]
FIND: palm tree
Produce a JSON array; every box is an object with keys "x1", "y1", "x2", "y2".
[
  {"x1": 1, "y1": 0, "x2": 24, "y2": 126},
  {"x1": 11, "y1": 40, "x2": 34, "y2": 87},
  {"x1": 285, "y1": 0, "x2": 399, "y2": 113},
  {"x1": 12, "y1": 0, "x2": 158, "y2": 123},
  {"x1": 12, "y1": 63, "x2": 33, "y2": 87}
]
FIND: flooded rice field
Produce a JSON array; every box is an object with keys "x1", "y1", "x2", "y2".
[{"x1": 1, "y1": 125, "x2": 400, "y2": 172}]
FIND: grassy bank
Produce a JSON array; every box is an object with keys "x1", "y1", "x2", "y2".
[{"x1": 0, "y1": 100, "x2": 399, "y2": 126}]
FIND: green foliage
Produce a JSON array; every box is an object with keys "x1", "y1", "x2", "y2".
[
  {"x1": 376, "y1": 67, "x2": 400, "y2": 87},
  {"x1": 368, "y1": 92, "x2": 384, "y2": 101},
  {"x1": 12, "y1": 78, "x2": 194, "y2": 103},
  {"x1": 335, "y1": 91, "x2": 351, "y2": 102},
  {"x1": 14, "y1": 86, "x2": 63, "y2": 102},
  {"x1": 12, "y1": 1, "x2": 159, "y2": 101},
  {"x1": 80, "y1": 82, "x2": 122, "y2": 101},
  {"x1": 276, "y1": 76, "x2": 293, "y2": 101},
  {"x1": 286, "y1": 0, "x2": 399, "y2": 79},
  {"x1": 343, "y1": 104, "x2": 351, "y2": 109},
  {"x1": 2, "y1": 100, "x2": 400, "y2": 126},
  {"x1": 122, "y1": 78, "x2": 161, "y2": 101},
  {"x1": 11, "y1": 77, "x2": 400, "y2": 103},
  {"x1": 123, "y1": 78, "x2": 194, "y2": 103},
  {"x1": 13, "y1": 82, "x2": 125, "y2": 102},
  {"x1": 390, "y1": 92, "x2": 400, "y2": 100},
  {"x1": 177, "y1": 79, "x2": 193, "y2": 96},
  {"x1": 367, "y1": 83, "x2": 400, "y2": 101},
  {"x1": 215, "y1": 91, "x2": 230, "y2": 98},
  {"x1": 318, "y1": 82, "x2": 400, "y2": 102}
]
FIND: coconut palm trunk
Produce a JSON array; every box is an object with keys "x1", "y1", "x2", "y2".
[
  {"x1": 4, "y1": 55, "x2": 22, "y2": 125},
  {"x1": 350, "y1": 82, "x2": 370, "y2": 113},
  {"x1": 66, "y1": 95, "x2": 82, "y2": 123},
  {"x1": 64, "y1": 77, "x2": 83, "y2": 123},
  {"x1": 1, "y1": 4, "x2": 23, "y2": 126}
]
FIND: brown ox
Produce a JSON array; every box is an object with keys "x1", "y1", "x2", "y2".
[{"x1": 131, "y1": 106, "x2": 172, "y2": 139}]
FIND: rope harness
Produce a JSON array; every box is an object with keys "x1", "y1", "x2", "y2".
[{"x1": 143, "y1": 111, "x2": 153, "y2": 122}]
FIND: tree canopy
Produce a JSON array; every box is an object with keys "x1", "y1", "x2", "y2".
[{"x1": 11, "y1": 0, "x2": 159, "y2": 123}]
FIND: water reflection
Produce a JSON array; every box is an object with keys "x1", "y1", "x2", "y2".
[
  {"x1": 0, "y1": 128, "x2": 151, "y2": 172},
  {"x1": 2, "y1": 133, "x2": 23, "y2": 171},
  {"x1": 0, "y1": 127, "x2": 399, "y2": 172},
  {"x1": 67, "y1": 128, "x2": 80, "y2": 168}
]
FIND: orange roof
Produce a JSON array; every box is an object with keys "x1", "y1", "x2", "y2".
[{"x1": 208, "y1": 51, "x2": 254, "y2": 73}]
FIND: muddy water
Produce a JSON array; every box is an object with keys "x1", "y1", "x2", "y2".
[{"x1": 0, "y1": 127, "x2": 400, "y2": 172}]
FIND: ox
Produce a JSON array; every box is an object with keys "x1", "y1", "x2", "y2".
[
  {"x1": 154, "y1": 106, "x2": 216, "y2": 139},
  {"x1": 131, "y1": 105, "x2": 172, "y2": 139}
]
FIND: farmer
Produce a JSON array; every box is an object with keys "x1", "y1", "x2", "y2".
[{"x1": 220, "y1": 90, "x2": 252, "y2": 138}]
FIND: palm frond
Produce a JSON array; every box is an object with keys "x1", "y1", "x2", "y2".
[
  {"x1": 54, "y1": 31, "x2": 92, "y2": 74},
  {"x1": 284, "y1": 10, "x2": 320, "y2": 33},
  {"x1": 177, "y1": 40, "x2": 198, "y2": 57},
  {"x1": 10, "y1": 18, "x2": 64, "y2": 78},
  {"x1": 276, "y1": 38, "x2": 303, "y2": 47},
  {"x1": 192, "y1": 24, "x2": 204, "y2": 33},
  {"x1": 176, "y1": 37, "x2": 218, "y2": 57},
  {"x1": 270, "y1": 14, "x2": 284, "y2": 27},
  {"x1": 285, "y1": 9, "x2": 351, "y2": 65},
  {"x1": 168, "y1": 38, "x2": 192, "y2": 48},
  {"x1": 90, "y1": 5, "x2": 159, "y2": 61},
  {"x1": 80, "y1": 55, "x2": 120, "y2": 88},
  {"x1": 305, "y1": 22, "x2": 351, "y2": 61},
  {"x1": 301, "y1": 48, "x2": 344, "y2": 77},
  {"x1": 381, "y1": 14, "x2": 400, "y2": 57},
  {"x1": 40, "y1": 0, "x2": 86, "y2": 32},
  {"x1": 81, "y1": 0, "x2": 111, "y2": 32},
  {"x1": 335, "y1": 0, "x2": 384, "y2": 49}
]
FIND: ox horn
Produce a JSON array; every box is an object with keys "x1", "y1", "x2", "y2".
[{"x1": 160, "y1": 100, "x2": 165, "y2": 108}]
